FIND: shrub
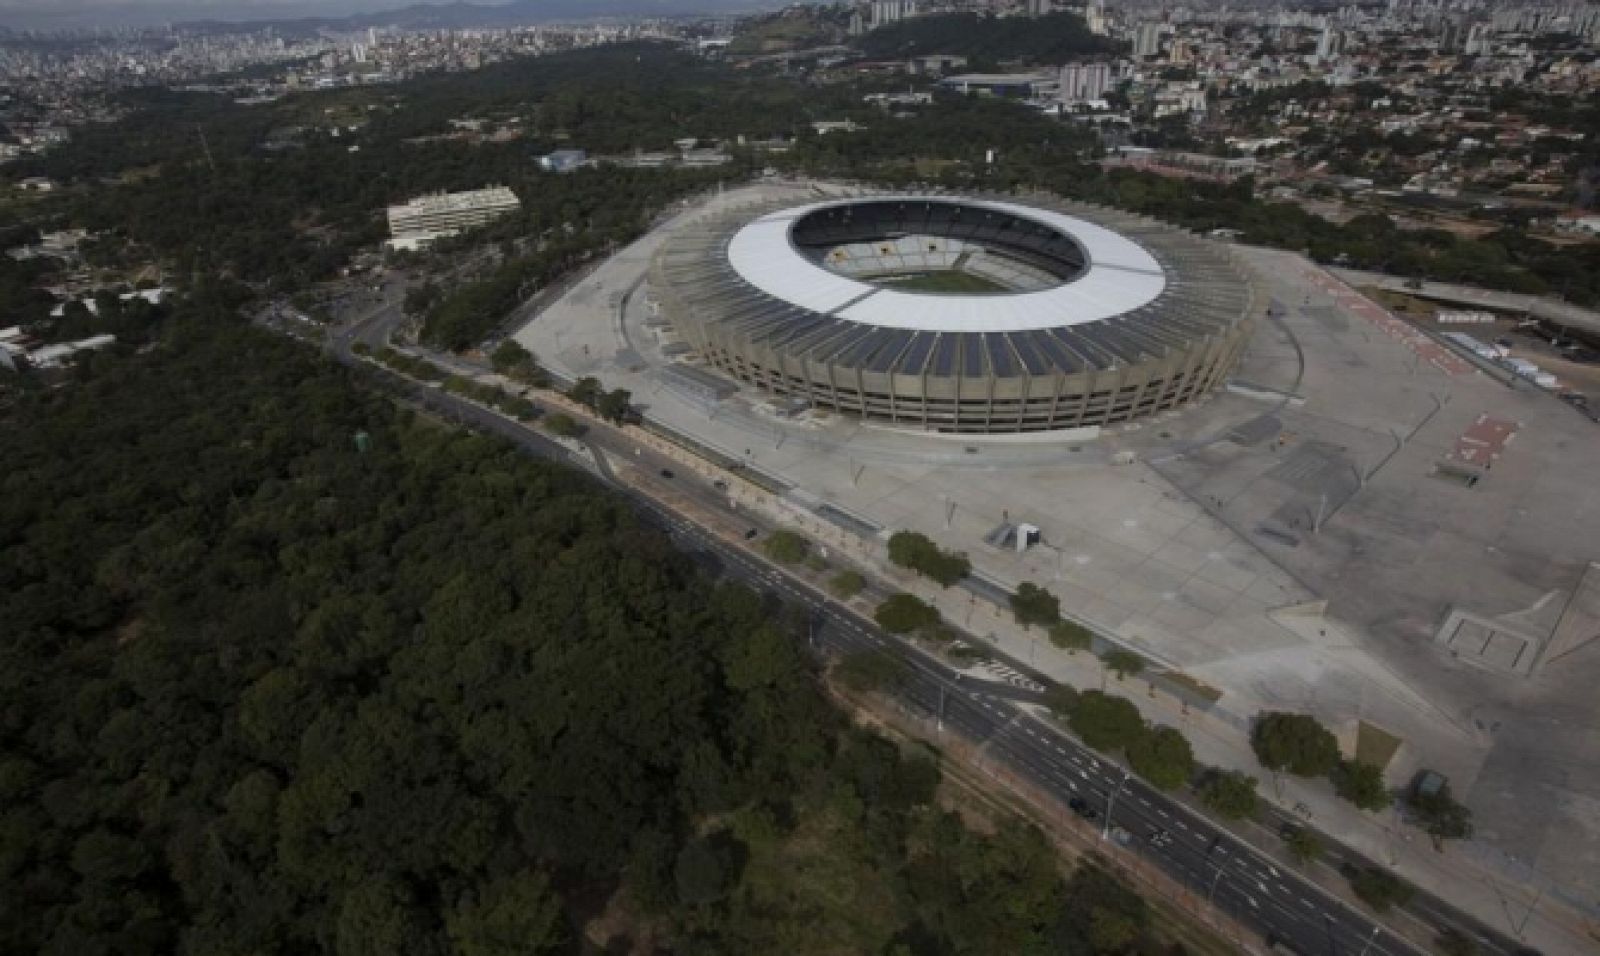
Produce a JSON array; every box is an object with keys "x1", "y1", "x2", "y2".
[
  {"x1": 1126, "y1": 725, "x2": 1194, "y2": 791},
  {"x1": 828, "y1": 570, "x2": 866, "y2": 600},
  {"x1": 1048, "y1": 619, "x2": 1093, "y2": 652},
  {"x1": 1348, "y1": 867, "x2": 1413, "y2": 913},
  {"x1": 1284, "y1": 827, "x2": 1321, "y2": 864},
  {"x1": 1197, "y1": 770, "x2": 1259, "y2": 820},
  {"x1": 762, "y1": 530, "x2": 809, "y2": 565},
  {"x1": 543, "y1": 413, "x2": 583, "y2": 438}
]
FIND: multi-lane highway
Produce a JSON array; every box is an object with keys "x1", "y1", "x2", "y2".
[
  {"x1": 632, "y1": 498, "x2": 1421, "y2": 956},
  {"x1": 299, "y1": 295, "x2": 1528, "y2": 956}
]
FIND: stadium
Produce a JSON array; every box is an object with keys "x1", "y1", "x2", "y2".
[{"x1": 651, "y1": 194, "x2": 1261, "y2": 434}]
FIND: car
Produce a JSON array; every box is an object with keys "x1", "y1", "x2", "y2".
[
  {"x1": 712, "y1": 479, "x2": 728, "y2": 491},
  {"x1": 743, "y1": 528, "x2": 759, "y2": 540},
  {"x1": 1068, "y1": 797, "x2": 1098, "y2": 820},
  {"x1": 659, "y1": 468, "x2": 674, "y2": 479},
  {"x1": 1110, "y1": 826, "x2": 1133, "y2": 846}
]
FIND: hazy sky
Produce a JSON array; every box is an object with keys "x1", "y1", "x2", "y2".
[{"x1": 0, "y1": 0, "x2": 449, "y2": 29}]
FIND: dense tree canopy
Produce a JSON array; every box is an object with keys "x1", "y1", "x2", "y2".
[
  {"x1": 0, "y1": 308, "x2": 1180, "y2": 954},
  {"x1": 856, "y1": 12, "x2": 1115, "y2": 65}
]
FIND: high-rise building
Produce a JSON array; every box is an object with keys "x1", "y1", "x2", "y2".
[
  {"x1": 1059, "y1": 62, "x2": 1111, "y2": 103},
  {"x1": 1133, "y1": 22, "x2": 1163, "y2": 59},
  {"x1": 1085, "y1": 0, "x2": 1109, "y2": 35},
  {"x1": 869, "y1": 0, "x2": 918, "y2": 30},
  {"x1": 1464, "y1": 22, "x2": 1493, "y2": 56},
  {"x1": 1315, "y1": 22, "x2": 1344, "y2": 61}
]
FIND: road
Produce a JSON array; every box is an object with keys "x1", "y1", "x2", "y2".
[
  {"x1": 304, "y1": 293, "x2": 1528, "y2": 956},
  {"x1": 1331, "y1": 266, "x2": 1600, "y2": 344}
]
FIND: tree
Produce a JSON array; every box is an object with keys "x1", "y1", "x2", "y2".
[
  {"x1": 874, "y1": 593, "x2": 940, "y2": 635},
  {"x1": 1048, "y1": 619, "x2": 1093, "y2": 653},
  {"x1": 763, "y1": 529, "x2": 809, "y2": 564},
  {"x1": 835, "y1": 649, "x2": 910, "y2": 693},
  {"x1": 1252, "y1": 711, "x2": 1340, "y2": 778},
  {"x1": 828, "y1": 569, "x2": 865, "y2": 600},
  {"x1": 1009, "y1": 582, "x2": 1060, "y2": 630},
  {"x1": 596, "y1": 388, "x2": 632, "y2": 424},
  {"x1": 1197, "y1": 770, "x2": 1259, "y2": 821},
  {"x1": 1331, "y1": 759, "x2": 1391, "y2": 812},
  {"x1": 1348, "y1": 866, "x2": 1414, "y2": 913},
  {"x1": 886, "y1": 530, "x2": 969, "y2": 586},
  {"x1": 1100, "y1": 649, "x2": 1144, "y2": 682},
  {"x1": 1068, "y1": 691, "x2": 1147, "y2": 753},
  {"x1": 675, "y1": 832, "x2": 741, "y2": 906},
  {"x1": 1125, "y1": 725, "x2": 1193, "y2": 791},
  {"x1": 1410, "y1": 784, "x2": 1474, "y2": 846},
  {"x1": 1284, "y1": 827, "x2": 1321, "y2": 865},
  {"x1": 1042, "y1": 684, "x2": 1079, "y2": 720},
  {"x1": 445, "y1": 870, "x2": 565, "y2": 956},
  {"x1": 567, "y1": 376, "x2": 602, "y2": 408},
  {"x1": 543, "y1": 412, "x2": 584, "y2": 438}
]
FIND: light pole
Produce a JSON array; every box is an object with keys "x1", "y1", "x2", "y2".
[
  {"x1": 937, "y1": 683, "x2": 945, "y2": 732},
  {"x1": 1207, "y1": 864, "x2": 1225, "y2": 905},
  {"x1": 1102, "y1": 769, "x2": 1132, "y2": 841}
]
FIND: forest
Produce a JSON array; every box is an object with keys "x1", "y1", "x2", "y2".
[
  {"x1": 855, "y1": 12, "x2": 1117, "y2": 66},
  {"x1": 2, "y1": 44, "x2": 870, "y2": 300},
  {"x1": 0, "y1": 301, "x2": 1179, "y2": 955}
]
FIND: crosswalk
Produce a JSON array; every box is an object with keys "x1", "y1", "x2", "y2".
[{"x1": 969, "y1": 657, "x2": 1046, "y2": 693}]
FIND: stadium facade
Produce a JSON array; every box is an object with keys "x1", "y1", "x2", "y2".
[{"x1": 651, "y1": 194, "x2": 1259, "y2": 434}]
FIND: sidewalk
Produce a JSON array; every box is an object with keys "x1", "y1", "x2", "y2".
[{"x1": 715, "y1": 478, "x2": 1596, "y2": 956}]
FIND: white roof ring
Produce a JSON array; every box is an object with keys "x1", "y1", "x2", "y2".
[{"x1": 725, "y1": 196, "x2": 1168, "y2": 333}]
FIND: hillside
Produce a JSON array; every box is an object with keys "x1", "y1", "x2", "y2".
[{"x1": 855, "y1": 11, "x2": 1117, "y2": 65}]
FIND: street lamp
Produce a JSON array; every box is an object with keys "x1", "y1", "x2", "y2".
[
  {"x1": 1358, "y1": 925, "x2": 1382, "y2": 956},
  {"x1": 1102, "y1": 769, "x2": 1132, "y2": 841}
]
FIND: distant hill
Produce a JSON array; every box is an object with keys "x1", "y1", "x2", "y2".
[
  {"x1": 727, "y1": 7, "x2": 848, "y2": 55},
  {"x1": 854, "y1": 11, "x2": 1116, "y2": 65}
]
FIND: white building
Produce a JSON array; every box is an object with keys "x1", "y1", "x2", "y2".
[
  {"x1": 869, "y1": 0, "x2": 918, "y2": 30},
  {"x1": 1133, "y1": 22, "x2": 1163, "y2": 59},
  {"x1": 1316, "y1": 23, "x2": 1344, "y2": 62},
  {"x1": 385, "y1": 185, "x2": 521, "y2": 251},
  {"x1": 1060, "y1": 62, "x2": 1111, "y2": 103}
]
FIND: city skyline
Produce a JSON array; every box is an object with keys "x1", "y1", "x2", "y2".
[{"x1": 0, "y1": 0, "x2": 763, "y2": 30}]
